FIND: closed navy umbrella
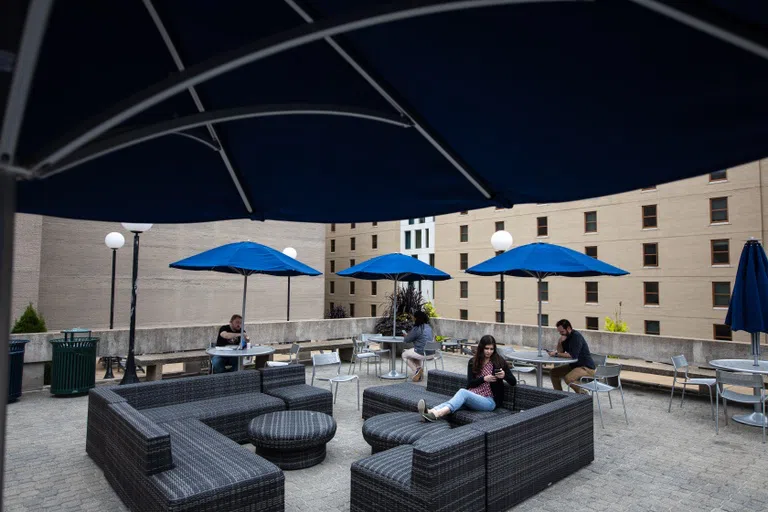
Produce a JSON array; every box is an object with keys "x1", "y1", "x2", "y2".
[
  {"x1": 337, "y1": 253, "x2": 451, "y2": 336},
  {"x1": 170, "y1": 241, "x2": 322, "y2": 345},
  {"x1": 467, "y1": 242, "x2": 628, "y2": 355},
  {"x1": 725, "y1": 238, "x2": 768, "y2": 366}
]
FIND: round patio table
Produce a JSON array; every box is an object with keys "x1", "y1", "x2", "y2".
[
  {"x1": 369, "y1": 336, "x2": 406, "y2": 379},
  {"x1": 708, "y1": 359, "x2": 768, "y2": 427},
  {"x1": 505, "y1": 350, "x2": 577, "y2": 387},
  {"x1": 206, "y1": 345, "x2": 275, "y2": 371}
]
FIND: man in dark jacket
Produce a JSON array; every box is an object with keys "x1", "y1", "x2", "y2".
[{"x1": 548, "y1": 319, "x2": 596, "y2": 393}]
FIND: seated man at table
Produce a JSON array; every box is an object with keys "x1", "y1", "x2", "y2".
[
  {"x1": 212, "y1": 314, "x2": 249, "y2": 373},
  {"x1": 548, "y1": 319, "x2": 595, "y2": 394}
]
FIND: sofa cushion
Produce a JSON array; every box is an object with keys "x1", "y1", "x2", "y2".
[
  {"x1": 148, "y1": 419, "x2": 284, "y2": 511},
  {"x1": 351, "y1": 444, "x2": 413, "y2": 491},
  {"x1": 264, "y1": 384, "x2": 333, "y2": 415},
  {"x1": 114, "y1": 371, "x2": 262, "y2": 409},
  {"x1": 362, "y1": 383, "x2": 452, "y2": 419},
  {"x1": 451, "y1": 407, "x2": 513, "y2": 425}
]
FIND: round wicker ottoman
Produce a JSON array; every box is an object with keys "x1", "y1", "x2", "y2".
[
  {"x1": 362, "y1": 412, "x2": 451, "y2": 454},
  {"x1": 248, "y1": 410, "x2": 336, "y2": 470}
]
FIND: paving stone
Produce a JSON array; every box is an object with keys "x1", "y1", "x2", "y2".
[{"x1": 5, "y1": 353, "x2": 768, "y2": 511}]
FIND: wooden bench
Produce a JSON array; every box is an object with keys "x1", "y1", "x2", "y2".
[{"x1": 135, "y1": 350, "x2": 209, "y2": 381}]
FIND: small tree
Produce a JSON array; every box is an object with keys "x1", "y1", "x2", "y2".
[
  {"x1": 11, "y1": 303, "x2": 47, "y2": 333},
  {"x1": 325, "y1": 304, "x2": 349, "y2": 319},
  {"x1": 375, "y1": 285, "x2": 428, "y2": 336},
  {"x1": 423, "y1": 301, "x2": 439, "y2": 319},
  {"x1": 604, "y1": 301, "x2": 628, "y2": 333}
]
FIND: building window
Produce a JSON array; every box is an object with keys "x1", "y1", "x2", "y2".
[
  {"x1": 586, "y1": 317, "x2": 599, "y2": 330},
  {"x1": 330, "y1": 239, "x2": 335, "y2": 252},
  {"x1": 585, "y1": 246, "x2": 598, "y2": 258},
  {"x1": 408, "y1": 219, "x2": 415, "y2": 225},
  {"x1": 495, "y1": 312, "x2": 504, "y2": 323},
  {"x1": 584, "y1": 211, "x2": 597, "y2": 233},
  {"x1": 419, "y1": 217, "x2": 426, "y2": 223},
  {"x1": 372, "y1": 221, "x2": 378, "y2": 227},
  {"x1": 405, "y1": 231, "x2": 411, "y2": 250},
  {"x1": 350, "y1": 237, "x2": 356, "y2": 251},
  {"x1": 642, "y1": 205, "x2": 657, "y2": 228},
  {"x1": 539, "y1": 281, "x2": 549, "y2": 302},
  {"x1": 536, "y1": 216, "x2": 548, "y2": 237},
  {"x1": 710, "y1": 197, "x2": 728, "y2": 223},
  {"x1": 425, "y1": 229, "x2": 430, "y2": 248},
  {"x1": 540, "y1": 314, "x2": 549, "y2": 327},
  {"x1": 412, "y1": 254, "x2": 418, "y2": 259},
  {"x1": 372, "y1": 234, "x2": 378, "y2": 249},
  {"x1": 710, "y1": 170, "x2": 727, "y2": 182},
  {"x1": 495, "y1": 221, "x2": 505, "y2": 232},
  {"x1": 330, "y1": 260, "x2": 335, "y2": 273},
  {"x1": 349, "y1": 304, "x2": 355, "y2": 317},
  {"x1": 371, "y1": 281, "x2": 377, "y2": 295},
  {"x1": 350, "y1": 223, "x2": 356, "y2": 229},
  {"x1": 713, "y1": 324, "x2": 732, "y2": 341},
  {"x1": 712, "y1": 282, "x2": 731, "y2": 308},
  {"x1": 585, "y1": 282, "x2": 598, "y2": 303},
  {"x1": 460, "y1": 253, "x2": 468, "y2": 270},
  {"x1": 349, "y1": 281, "x2": 355, "y2": 295},
  {"x1": 330, "y1": 223, "x2": 336, "y2": 232},
  {"x1": 460, "y1": 281, "x2": 468, "y2": 299},
  {"x1": 460, "y1": 225, "x2": 469, "y2": 242},
  {"x1": 643, "y1": 243, "x2": 659, "y2": 267},
  {"x1": 370, "y1": 304, "x2": 377, "y2": 317},
  {"x1": 329, "y1": 301, "x2": 334, "y2": 311},
  {"x1": 644, "y1": 282, "x2": 659, "y2": 305},
  {"x1": 495, "y1": 281, "x2": 503, "y2": 300},
  {"x1": 429, "y1": 253, "x2": 435, "y2": 266},
  {"x1": 460, "y1": 309, "x2": 468, "y2": 320},
  {"x1": 349, "y1": 259, "x2": 355, "y2": 267},
  {"x1": 329, "y1": 281, "x2": 335, "y2": 294},
  {"x1": 645, "y1": 320, "x2": 660, "y2": 335},
  {"x1": 711, "y1": 239, "x2": 730, "y2": 265},
  {"x1": 415, "y1": 230, "x2": 422, "y2": 249},
  {"x1": 459, "y1": 211, "x2": 468, "y2": 216}
]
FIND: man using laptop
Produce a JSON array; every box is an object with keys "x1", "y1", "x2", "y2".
[
  {"x1": 212, "y1": 314, "x2": 249, "y2": 373},
  {"x1": 548, "y1": 319, "x2": 595, "y2": 393}
]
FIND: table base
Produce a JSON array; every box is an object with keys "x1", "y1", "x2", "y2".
[
  {"x1": 380, "y1": 371, "x2": 407, "y2": 380},
  {"x1": 732, "y1": 412, "x2": 768, "y2": 427}
]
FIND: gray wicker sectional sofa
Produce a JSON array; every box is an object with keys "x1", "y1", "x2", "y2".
[
  {"x1": 354, "y1": 370, "x2": 594, "y2": 511},
  {"x1": 87, "y1": 365, "x2": 331, "y2": 512}
]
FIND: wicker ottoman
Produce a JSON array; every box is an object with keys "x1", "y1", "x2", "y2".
[
  {"x1": 248, "y1": 410, "x2": 336, "y2": 470},
  {"x1": 362, "y1": 412, "x2": 452, "y2": 454}
]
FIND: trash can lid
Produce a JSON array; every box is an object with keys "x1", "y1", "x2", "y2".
[{"x1": 61, "y1": 328, "x2": 91, "y2": 333}]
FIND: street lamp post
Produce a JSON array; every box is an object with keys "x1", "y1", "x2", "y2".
[
  {"x1": 283, "y1": 247, "x2": 297, "y2": 321},
  {"x1": 119, "y1": 223, "x2": 152, "y2": 385},
  {"x1": 104, "y1": 232, "x2": 125, "y2": 330},
  {"x1": 491, "y1": 230, "x2": 514, "y2": 323}
]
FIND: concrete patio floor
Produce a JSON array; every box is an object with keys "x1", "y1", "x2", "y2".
[{"x1": 4, "y1": 353, "x2": 768, "y2": 512}]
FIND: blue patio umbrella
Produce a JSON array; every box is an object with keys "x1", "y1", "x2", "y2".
[
  {"x1": 170, "y1": 242, "x2": 321, "y2": 342},
  {"x1": 337, "y1": 253, "x2": 451, "y2": 337},
  {"x1": 466, "y1": 242, "x2": 628, "y2": 355},
  {"x1": 725, "y1": 238, "x2": 768, "y2": 367}
]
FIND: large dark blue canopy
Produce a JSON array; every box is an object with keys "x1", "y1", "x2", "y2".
[
  {"x1": 725, "y1": 239, "x2": 768, "y2": 335},
  {"x1": 4, "y1": 1, "x2": 768, "y2": 223},
  {"x1": 466, "y1": 242, "x2": 629, "y2": 278},
  {"x1": 337, "y1": 253, "x2": 451, "y2": 281},
  {"x1": 169, "y1": 241, "x2": 321, "y2": 277}
]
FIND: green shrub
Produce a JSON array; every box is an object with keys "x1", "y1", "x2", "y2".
[
  {"x1": 325, "y1": 304, "x2": 348, "y2": 319},
  {"x1": 11, "y1": 303, "x2": 47, "y2": 333},
  {"x1": 423, "y1": 301, "x2": 439, "y2": 318},
  {"x1": 604, "y1": 301, "x2": 628, "y2": 333}
]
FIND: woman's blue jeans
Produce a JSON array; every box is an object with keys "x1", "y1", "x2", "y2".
[
  {"x1": 434, "y1": 388, "x2": 496, "y2": 413},
  {"x1": 212, "y1": 355, "x2": 238, "y2": 373}
]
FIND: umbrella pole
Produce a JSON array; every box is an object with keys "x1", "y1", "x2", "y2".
[
  {"x1": 241, "y1": 274, "x2": 248, "y2": 349},
  {"x1": 286, "y1": 276, "x2": 291, "y2": 322},
  {"x1": 393, "y1": 280, "x2": 398, "y2": 336},
  {"x1": 537, "y1": 277, "x2": 543, "y2": 357},
  {"x1": 752, "y1": 332, "x2": 760, "y2": 366}
]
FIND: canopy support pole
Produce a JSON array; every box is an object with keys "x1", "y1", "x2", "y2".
[
  {"x1": 752, "y1": 332, "x2": 760, "y2": 367},
  {"x1": 286, "y1": 276, "x2": 291, "y2": 322},
  {"x1": 284, "y1": 0, "x2": 495, "y2": 201},
  {"x1": 241, "y1": 274, "x2": 248, "y2": 347},
  {"x1": 537, "y1": 277, "x2": 543, "y2": 357},
  {"x1": 392, "y1": 279, "x2": 398, "y2": 336},
  {"x1": 32, "y1": 0, "x2": 579, "y2": 172}
]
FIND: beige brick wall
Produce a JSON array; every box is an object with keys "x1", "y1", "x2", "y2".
[
  {"x1": 12, "y1": 216, "x2": 325, "y2": 330},
  {"x1": 434, "y1": 160, "x2": 768, "y2": 343},
  {"x1": 324, "y1": 221, "x2": 400, "y2": 318}
]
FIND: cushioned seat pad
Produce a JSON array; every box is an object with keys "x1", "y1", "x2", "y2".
[
  {"x1": 248, "y1": 411, "x2": 336, "y2": 450},
  {"x1": 362, "y1": 412, "x2": 451, "y2": 453}
]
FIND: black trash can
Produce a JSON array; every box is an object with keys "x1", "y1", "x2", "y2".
[
  {"x1": 49, "y1": 337, "x2": 99, "y2": 396},
  {"x1": 8, "y1": 340, "x2": 29, "y2": 403}
]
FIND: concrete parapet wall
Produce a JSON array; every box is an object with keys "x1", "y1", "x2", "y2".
[{"x1": 431, "y1": 318, "x2": 764, "y2": 366}]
